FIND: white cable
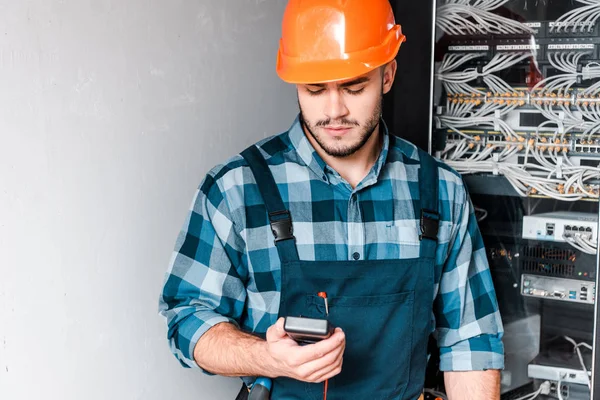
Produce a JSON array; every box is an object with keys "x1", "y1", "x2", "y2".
[
  {"x1": 574, "y1": 234, "x2": 597, "y2": 253},
  {"x1": 439, "y1": 53, "x2": 486, "y2": 74},
  {"x1": 565, "y1": 235, "x2": 596, "y2": 254},
  {"x1": 532, "y1": 52, "x2": 600, "y2": 99},
  {"x1": 564, "y1": 336, "x2": 592, "y2": 389},
  {"x1": 557, "y1": 375, "x2": 565, "y2": 400},
  {"x1": 437, "y1": 1, "x2": 534, "y2": 35},
  {"x1": 513, "y1": 383, "x2": 544, "y2": 400},
  {"x1": 474, "y1": 206, "x2": 488, "y2": 222},
  {"x1": 436, "y1": 47, "x2": 600, "y2": 202},
  {"x1": 438, "y1": 52, "x2": 531, "y2": 98},
  {"x1": 442, "y1": 149, "x2": 598, "y2": 200},
  {"x1": 551, "y1": 0, "x2": 600, "y2": 34},
  {"x1": 577, "y1": 342, "x2": 593, "y2": 351}
]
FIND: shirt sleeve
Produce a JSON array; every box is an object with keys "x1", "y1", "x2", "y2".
[
  {"x1": 158, "y1": 172, "x2": 247, "y2": 370},
  {"x1": 434, "y1": 180, "x2": 505, "y2": 371}
]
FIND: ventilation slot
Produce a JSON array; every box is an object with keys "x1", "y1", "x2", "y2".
[
  {"x1": 522, "y1": 261, "x2": 575, "y2": 277},
  {"x1": 523, "y1": 246, "x2": 576, "y2": 262},
  {"x1": 521, "y1": 245, "x2": 577, "y2": 278}
]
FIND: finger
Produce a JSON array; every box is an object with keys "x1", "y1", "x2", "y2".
[
  {"x1": 314, "y1": 356, "x2": 344, "y2": 383},
  {"x1": 302, "y1": 343, "x2": 345, "y2": 382},
  {"x1": 293, "y1": 329, "x2": 345, "y2": 365},
  {"x1": 311, "y1": 351, "x2": 344, "y2": 383},
  {"x1": 294, "y1": 340, "x2": 344, "y2": 382},
  {"x1": 266, "y1": 318, "x2": 288, "y2": 342}
]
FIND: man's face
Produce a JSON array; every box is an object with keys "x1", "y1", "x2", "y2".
[{"x1": 297, "y1": 62, "x2": 396, "y2": 158}]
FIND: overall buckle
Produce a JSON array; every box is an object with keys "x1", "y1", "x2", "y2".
[
  {"x1": 420, "y1": 209, "x2": 440, "y2": 241},
  {"x1": 269, "y1": 210, "x2": 294, "y2": 242}
]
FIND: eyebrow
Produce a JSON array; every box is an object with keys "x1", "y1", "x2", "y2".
[
  {"x1": 307, "y1": 76, "x2": 370, "y2": 88},
  {"x1": 339, "y1": 77, "x2": 370, "y2": 88}
]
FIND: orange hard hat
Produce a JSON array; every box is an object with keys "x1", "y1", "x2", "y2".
[{"x1": 276, "y1": 0, "x2": 406, "y2": 84}]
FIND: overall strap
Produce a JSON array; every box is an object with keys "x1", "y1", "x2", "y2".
[
  {"x1": 240, "y1": 145, "x2": 300, "y2": 263},
  {"x1": 417, "y1": 149, "x2": 440, "y2": 258}
]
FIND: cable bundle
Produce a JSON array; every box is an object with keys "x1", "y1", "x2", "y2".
[
  {"x1": 550, "y1": 0, "x2": 600, "y2": 34},
  {"x1": 437, "y1": 49, "x2": 600, "y2": 207},
  {"x1": 436, "y1": 46, "x2": 600, "y2": 256},
  {"x1": 564, "y1": 230, "x2": 597, "y2": 254},
  {"x1": 563, "y1": 336, "x2": 592, "y2": 388},
  {"x1": 530, "y1": 52, "x2": 600, "y2": 157},
  {"x1": 441, "y1": 95, "x2": 600, "y2": 204},
  {"x1": 532, "y1": 52, "x2": 590, "y2": 95},
  {"x1": 437, "y1": 0, "x2": 534, "y2": 35},
  {"x1": 512, "y1": 381, "x2": 550, "y2": 400},
  {"x1": 437, "y1": 52, "x2": 531, "y2": 95},
  {"x1": 582, "y1": 62, "x2": 600, "y2": 95},
  {"x1": 443, "y1": 141, "x2": 600, "y2": 202}
]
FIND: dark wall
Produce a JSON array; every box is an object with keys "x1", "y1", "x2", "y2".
[{"x1": 383, "y1": 0, "x2": 436, "y2": 152}]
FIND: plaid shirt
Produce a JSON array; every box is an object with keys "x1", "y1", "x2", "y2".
[{"x1": 159, "y1": 115, "x2": 504, "y2": 373}]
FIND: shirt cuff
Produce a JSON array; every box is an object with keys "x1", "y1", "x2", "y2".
[
  {"x1": 173, "y1": 313, "x2": 239, "y2": 374},
  {"x1": 439, "y1": 334, "x2": 505, "y2": 371}
]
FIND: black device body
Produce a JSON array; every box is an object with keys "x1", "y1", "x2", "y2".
[{"x1": 283, "y1": 316, "x2": 333, "y2": 344}]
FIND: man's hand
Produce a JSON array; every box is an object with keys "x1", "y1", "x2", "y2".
[
  {"x1": 193, "y1": 318, "x2": 345, "y2": 381},
  {"x1": 265, "y1": 318, "x2": 345, "y2": 383}
]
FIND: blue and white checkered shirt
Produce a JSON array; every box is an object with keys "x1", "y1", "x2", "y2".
[{"x1": 159, "y1": 115, "x2": 504, "y2": 373}]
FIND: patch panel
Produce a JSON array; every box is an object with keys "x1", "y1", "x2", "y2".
[
  {"x1": 446, "y1": 91, "x2": 600, "y2": 110},
  {"x1": 547, "y1": 20, "x2": 600, "y2": 37},
  {"x1": 446, "y1": 36, "x2": 600, "y2": 62}
]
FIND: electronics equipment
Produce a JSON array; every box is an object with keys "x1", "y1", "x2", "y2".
[
  {"x1": 528, "y1": 351, "x2": 592, "y2": 386},
  {"x1": 521, "y1": 274, "x2": 595, "y2": 304},
  {"x1": 283, "y1": 316, "x2": 333, "y2": 344},
  {"x1": 522, "y1": 212, "x2": 598, "y2": 243},
  {"x1": 431, "y1": 0, "x2": 600, "y2": 396},
  {"x1": 520, "y1": 242, "x2": 596, "y2": 281},
  {"x1": 531, "y1": 379, "x2": 591, "y2": 400},
  {"x1": 434, "y1": 0, "x2": 600, "y2": 203}
]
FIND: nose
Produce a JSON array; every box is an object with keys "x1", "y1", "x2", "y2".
[{"x1": 324, "y1": 89, "x2": 349, "y2": 121}]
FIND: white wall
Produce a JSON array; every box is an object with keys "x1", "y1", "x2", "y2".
[{"x1": 0, "y1": 1, "x2": 297, "y2": 399}]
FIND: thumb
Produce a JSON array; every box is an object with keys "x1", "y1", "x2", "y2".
[{"x1": 266, "y1": 317, "x2": 287, "y2": 342}]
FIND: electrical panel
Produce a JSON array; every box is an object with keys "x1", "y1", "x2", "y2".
[{"x1": 428, "y1": 0, "x2": 600, "y2": 399}]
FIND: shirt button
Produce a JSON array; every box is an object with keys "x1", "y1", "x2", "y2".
[{"x1": 352, "y1": 252, "x2": 360, "y2": 260}]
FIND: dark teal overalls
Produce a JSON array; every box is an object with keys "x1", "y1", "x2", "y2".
[{"x1": 241, "y1": 144, "x2": 439, "y2": 400}]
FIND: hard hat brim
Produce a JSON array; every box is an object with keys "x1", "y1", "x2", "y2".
[{"x1": 276, "y1": 27, "x2": 406, "y2": 84}]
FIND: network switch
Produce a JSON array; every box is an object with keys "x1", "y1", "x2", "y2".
[
  {"x1": 522, "y1": 212, "x2": 597, "y2": 244},
  {"x1": 528, "y1": 351, "x2": 592, "y2": 386}
]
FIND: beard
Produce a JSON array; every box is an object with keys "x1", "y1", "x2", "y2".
[{"x1": 299, "y1": 91, "x2": 383, "y2": 158}]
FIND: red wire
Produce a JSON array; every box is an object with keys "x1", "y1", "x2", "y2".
[{"x1": 318, "y1": 291, "x2": 329, "y2": 400}]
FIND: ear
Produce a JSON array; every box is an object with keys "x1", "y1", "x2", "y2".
[{"x1": 382, "y1": 60, "x2": 397, "y2": 95}]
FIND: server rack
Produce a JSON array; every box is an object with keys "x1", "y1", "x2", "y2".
[{"x1": 389, "y1": 1, "x2": 600, "y2": 399}]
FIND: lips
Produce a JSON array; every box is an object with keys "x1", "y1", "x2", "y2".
[{"x1": 323, "y1": 126, "x2": 352, "y2": 136}]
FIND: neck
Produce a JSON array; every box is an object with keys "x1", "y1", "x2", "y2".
[{"x1": 307, "y1": 124, "x2": 383, "y2": 189}]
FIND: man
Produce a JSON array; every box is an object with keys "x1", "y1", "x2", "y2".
[{"x1": 159, "y1": 1, "x2": 504, "y2": 399}]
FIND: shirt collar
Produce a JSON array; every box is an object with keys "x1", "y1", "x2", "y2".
[{"x1": 288, "y1": 114, "x2": 390, "y2": 186}]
